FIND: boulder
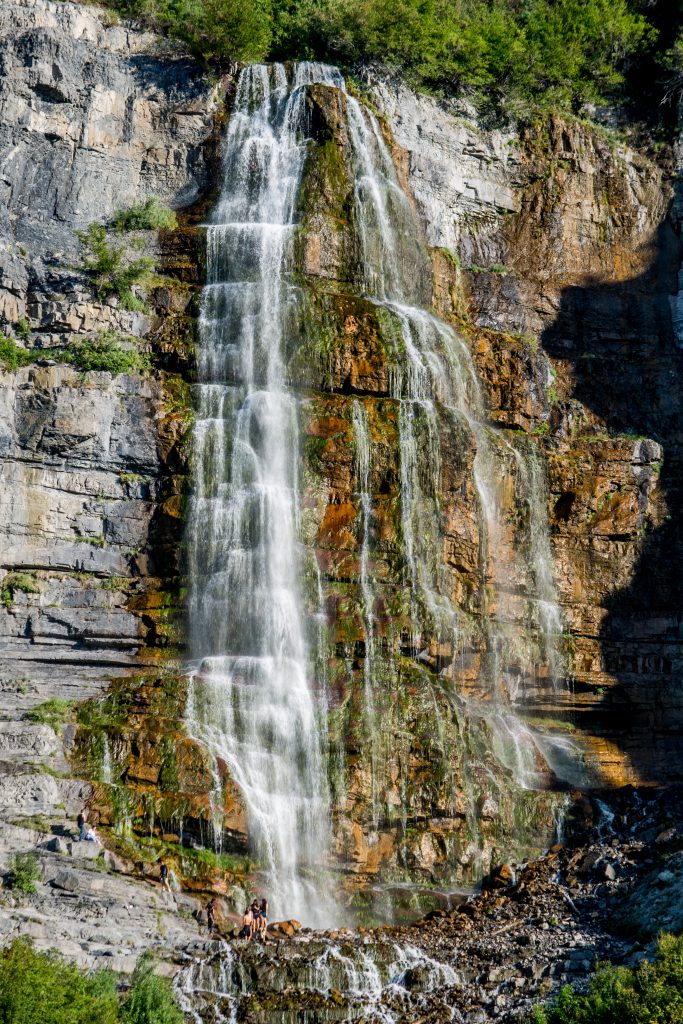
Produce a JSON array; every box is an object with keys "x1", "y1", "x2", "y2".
[
  {"x1": 70, "y1": 841, "x2": 102, "y2": 860},
  {"x1": 51, "y1": 869, "x2": 79, "y2": 893},
  {"x1": 485, "y1": 863, "x2": 515, "y2": 890},
  {"x1": 44, "y1": 836, "x2": 70, "y2": 855}
]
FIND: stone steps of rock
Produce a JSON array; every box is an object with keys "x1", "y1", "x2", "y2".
[{"x1": 0, "y1": 820, "x2": 205, "y2": 971}]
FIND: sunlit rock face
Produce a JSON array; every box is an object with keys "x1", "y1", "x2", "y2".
[
  {"x1": 0, "y1": 0, "x2": 681, "y2": 933},
  {"x1": 0, "y1": 0, "x2": 219, "y2": 837},
  {"x1": 372, "y1": 79, "x2": 682, "y2": 789}
]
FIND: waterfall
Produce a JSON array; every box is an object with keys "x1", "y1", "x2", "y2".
[
  {"x1": 184, "y1": 57, "x2": 582, "y2": 936},
  {"x1": 511, "y1": 437, "x2": 565, "y2": 683},
  {"x1": 185, "y1": 63, "x2": 339, "y2": 926},
  {"x1": 174, "y1": 936, "x2": 459, "y2": 1023},
  {"x1": 341, "y1": 78, "x2": 585, "y2": 792},
  {"x1": 101, "y1": 735, "x2": 113, "y2": 784}
]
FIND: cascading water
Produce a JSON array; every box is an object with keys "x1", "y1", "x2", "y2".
[
  {"x1": 510, "y1": 436, "x2": 564, "y2": 683},
  {"x1": 174, "y1": 936, "x2": 459, "y2": 1024},
  {"x1": 341, "y1": 77, "x2": 585, "y2": 794},
  {"x1": 185, "y1": 63, "x2": 340, "y2": 925},
  {"x1": 185, "y1": 54, "x2": 581, "y2": 941},
  {"x1": 351, "y1": 399, "x2": 381, "y2": 824},
  {"x1": 174, "y1": 55, "x2": 591, "y2": 1024}
]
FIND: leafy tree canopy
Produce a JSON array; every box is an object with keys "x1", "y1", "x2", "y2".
[
  {"x1": 106, "y1": 0, "x2": 680, "y2": 117},
  {"x1": 527, "y1": 932, "x2": 683, "y2": 1024},
  {"x1": 0, "y1": 940, "x2": 182, "y2": 1024}
]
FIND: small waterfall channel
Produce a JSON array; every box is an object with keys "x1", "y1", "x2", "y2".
[
  {"x1": 175, "y1": 936, "x2": 459, "y2": 1024},
  {"x1": 341, "y1": 85, "x2": 583, "y2": 791}
]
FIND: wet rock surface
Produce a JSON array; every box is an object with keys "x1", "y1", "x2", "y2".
[
  {"x1": 374, "y1": 80, "x2": 683, "y2": 787},
  {"x1": 174, "y1": 787, "x2": 683, "y2": 1022}
]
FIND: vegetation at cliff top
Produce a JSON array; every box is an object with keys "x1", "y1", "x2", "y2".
[
  {"x1": 0, "y1": 940, "x2": 183, "y2": 1024},
  {"x1": 527, "y1": 932, "x2": 683, "y2": 1023},
  {"x1": 104, "y1": 0, "x2": 680, "y2": 118}
]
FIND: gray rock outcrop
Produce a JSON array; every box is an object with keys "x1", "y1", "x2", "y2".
[{"x1": 0, "y1": 0, "x2": 217, "y2": 684}]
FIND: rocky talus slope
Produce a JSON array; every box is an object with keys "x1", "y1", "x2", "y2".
[
  {"x1": 0, "y1": 0, "x2": 681, "y2": 979},
  {"x1": 175, "y1": 787, "x2": 683, "y2": 1022}
]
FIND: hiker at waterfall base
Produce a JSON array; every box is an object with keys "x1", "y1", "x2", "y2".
[
  {"x1": 258, "y1": 896, "x2": 268, "y2": 939},
  {"x1": 239, "y1": 903, "x2": 253, "y2": 939},
  {"x1": 206, "y1": 897, "x2": 217, "y2": 935},
  {"x1": 250, "y1": 899, "x2": 260, "y2": 939},
  {"x1": 76, "y1": 808, "x2": 86, "y2": 841},
  {"x1": 159, "y1": 860, "x2": 170, "y2": 893}
]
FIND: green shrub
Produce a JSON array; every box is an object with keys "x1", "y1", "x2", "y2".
[
  {"x1": 115, "y1": 0, "x2": 272, "y2": 63},
  {"x1": 0, "y1": 334, "x2": 33, "y2": 371},
  {"x1": 76, "y1": 223, "x2": 154, "y2": 312},
  {"x1": 0, "y1": 941, "x2": 184, "y2": 1024},
  {"x1": 106, "y1": 0, "x2": 656, "y2": 116},
  {"x1": 121, "y1": 953, "x2": 183, "y2": 1024},
  {"x1": 112, "y1": 198, "x2": 178, "y2": 233},
  {"x1": 6, "y1": 853, "x2": 42, "y2": 894},
  {"x1": 25, "y1": 698, "x2": 74, "y2": 729},
  {"x1": 0, "y1": 938, "x2": 119, "y2": 1024},
  {"x1": 1, "y1": 572, "x2": 40, "y2": 608},
  {"x1": 15, "y1": 318, "x2": 32, "y2": 342},
  {"x1": 63, "y1": 331, "x2": 151, "y2": 375},
  {"x1": 528, "y1": 932, "x2": 683, "y2": 1023}
]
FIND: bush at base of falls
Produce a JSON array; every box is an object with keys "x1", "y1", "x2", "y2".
[
  {"x1": 527, "y1": 933, "x2": 683, "y2": 1024},
  {"x1": 119, "y1": 953, "x2": 184, "y2": 1024},
  {"x1": 0, "y1": 940, "x2": 183, "y2": 1024},
  {"x1": 101, "y1": 0, "x2": 678, "y2": 118}
]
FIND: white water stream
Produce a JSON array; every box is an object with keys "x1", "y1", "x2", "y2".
[
  {"x1": 342, "y1": 86, "x2": 584, "y2": 791},
  {"x1": 185, "y1": 64, "x2": 339, "y2": 925},
  {"x1": 175, "y1": 937, "x2": 459, "y2": 1024}
]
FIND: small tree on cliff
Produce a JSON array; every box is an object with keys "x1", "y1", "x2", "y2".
[{"x1": 76, "y1": 223, "x2": 154, "y2": 312}]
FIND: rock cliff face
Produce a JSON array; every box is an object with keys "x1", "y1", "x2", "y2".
[
  {"x1": 0, "y1": 0, "x2": 218, "y2": 671},
  {"x1": 373, "y1": 80, "x2": 682, "y2": 786},
  {"x1": 0, "y1": 0, "x2": 219, "y2": 854},
  {"x1": 0, "y1": 0, "x2": 681, "y2": 937}
]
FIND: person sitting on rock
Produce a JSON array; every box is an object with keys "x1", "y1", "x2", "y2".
[
  {"x1": 239, "y1": 903, "x2": 253, "y2": 939},
  {"x1": 206, "y1": 897, "x2": 217, "y2": 936},
  {"x1": 77, "y1": 808, "x2": 87, "y2": 842},
  {"x1": 84, "y1": 825, "x2": 99, "y2": 843}
]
